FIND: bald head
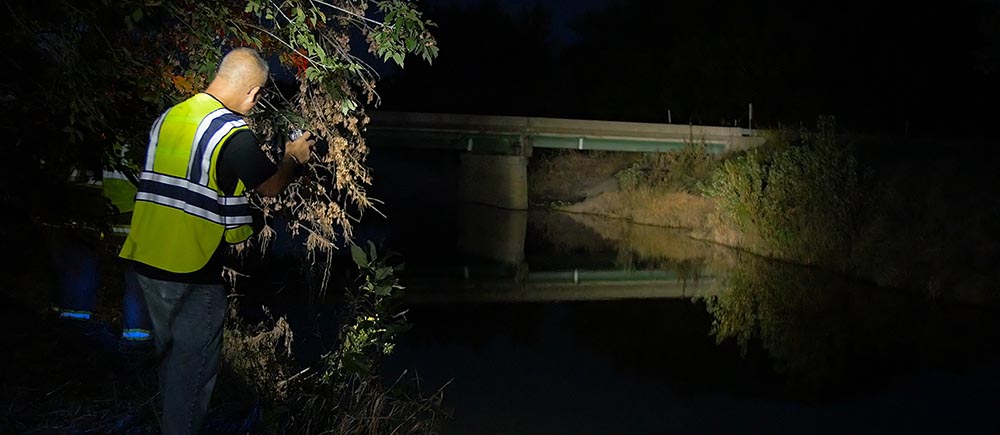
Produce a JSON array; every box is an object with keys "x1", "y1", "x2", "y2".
[
  {"x1": 206, "y1": 48, "x2": 269, "y2": 114},
  {"x1": 215, "y1": 48, "x2": 269, "y2": 90}
]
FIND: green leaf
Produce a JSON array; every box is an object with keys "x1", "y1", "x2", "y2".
[
  {"x1": 374, "y1": 285, "x2": 392, "y2": 296},
  {"x1": 340, "y1": 98, "x2": 356, "y2": 115},
  {"x1": 351, "y1": 244, "x2": 369, "y2": 268},
  {"x1": 341, "y1": 354, "x2": 371, "y2": 375},
  {"x1": 367, "y1": 240, "x2": 377, "y2": 260}
]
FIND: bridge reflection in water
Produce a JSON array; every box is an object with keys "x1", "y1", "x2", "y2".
[{"x1": 401, "y1": 202, "x2": 719, "y2": 304}]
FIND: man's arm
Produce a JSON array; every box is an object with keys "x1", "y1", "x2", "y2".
[
  {"x1": 217, "y1": 130, "x2": 315, "y2": 197},
  {"x1": 255, "y1": 131, "x2": 315, "y2": 197},
  {"x1": 255, "y1": 155, "x2": 300, "y2": 197}
]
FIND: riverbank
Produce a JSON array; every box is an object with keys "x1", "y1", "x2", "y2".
[{"x1": 528, "y1": 127, "x2": 1000, "y2": 305}]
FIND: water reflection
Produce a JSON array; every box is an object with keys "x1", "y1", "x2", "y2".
[
  {"x1": 374, "y1": 204, "x2": 1000, "y2": 433},
  {"x1": 458, "y1": 202, "x2": 527, "y2": 264},
  {"x1": 705, "y1": 253, "x2": 1000, "y2": 395},
  {"x1": 532, "y1": 211, "x2": 1000, "y2": 396},
  {"x1": 401, "y1": 205, "x2": 718, "y2": 303}
]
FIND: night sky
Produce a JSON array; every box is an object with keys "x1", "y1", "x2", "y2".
[
  {"x1": 425, "y1": 0, "x2": 611, "y2": 44},
  {"x1": 377, "y1": 0, "x2": 1000, "y2": 143}
]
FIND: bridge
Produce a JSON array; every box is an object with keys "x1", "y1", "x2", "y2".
[
  {"x1": 366, "y1": 111, "x2": 766, "y2": 209},
  {"x1": 403, "y1": 267, "x2": 719, "y2": 304}
]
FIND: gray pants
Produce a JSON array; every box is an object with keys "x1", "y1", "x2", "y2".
[{"x1": 136, "y1": 273, "x2": 225, "y2": 435}]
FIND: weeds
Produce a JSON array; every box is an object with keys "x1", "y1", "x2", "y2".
[{"x1": 220, "y1": 243, "x2": 447, "y2": 434}]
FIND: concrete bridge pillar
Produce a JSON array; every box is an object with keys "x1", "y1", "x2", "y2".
[{"x1": 458, "y1": 154, "x2": 529, "y2": 210}]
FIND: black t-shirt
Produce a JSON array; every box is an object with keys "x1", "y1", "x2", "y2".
[
  {"x1": 133, "y1": 130, "x2": 277, "y2": 284},
  {"x1": 216, "y1": 130, "x2": 277, "y2": 196}
]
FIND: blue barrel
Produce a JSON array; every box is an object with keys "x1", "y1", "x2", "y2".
[
  {"x1": 121, "y1": 266, "x2": 152, "y2": 341},
  {"x1": 52, "y1": 235, "x2": 98, "y2": 320}
]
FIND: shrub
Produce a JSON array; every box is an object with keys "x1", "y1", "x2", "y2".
[
  {"x1": 704, "y1": 117, "x2": 867, "y2": 264},
  {"x1": 616, "y1": 139, "x2": 716, "y2": 193}
]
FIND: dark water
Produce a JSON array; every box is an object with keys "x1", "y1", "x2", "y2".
[
  {"x1": 342, "y1": 149, "x2": 1000, "y2": 434},
  {"x1": 354, "y1": 203, "x2": 1000, "y2": 434}
]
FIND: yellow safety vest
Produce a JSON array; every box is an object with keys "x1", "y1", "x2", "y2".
[{"x1": 119, "y1": 93, "x2": 254, "y2": 273}]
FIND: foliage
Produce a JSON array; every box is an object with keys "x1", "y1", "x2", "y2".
[
  {"x1": 3, "y1": 0, "x2": 438, "y2": 295},
  {"x1": 223, "y1": 304, "x2": 298, "y2": 404},
  {"x1": 1, "y1": 1, "x2": 150, "y2": 235},
  {"x1": 704, "y1": 117, "x2": 868, "y2": 265},
  {"x1": 4, "y1": 2, "x2": 442, "y2": 430},
  {"x1": 616, "y1": 140, "x2": 716, "y2": 193},
  {"x1": 331, "y1": 241, "x2": 409, "y2": 376},
  {"x1": 222, "y1": 244, "x2": 446, "y2": 433},
  {"x1": 153, "y1": 0, "x2": 437, "y2": 293}
]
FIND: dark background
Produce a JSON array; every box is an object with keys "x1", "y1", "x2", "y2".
[{"x1": 374, "y1": 0, "x2": 1000, "y2": 143}]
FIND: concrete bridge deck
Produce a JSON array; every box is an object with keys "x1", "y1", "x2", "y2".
[{"x1": 367, "y1": 111, "x2": 765, "y2": 155}]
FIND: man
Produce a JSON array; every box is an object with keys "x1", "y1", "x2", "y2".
[{"x1": 119, "y1": 47, "x2": 314, "y2": 435}]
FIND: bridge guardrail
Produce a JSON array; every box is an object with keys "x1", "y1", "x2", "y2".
[{"x1": 366, "y1": 111, "x2": 765, "y2": 154}]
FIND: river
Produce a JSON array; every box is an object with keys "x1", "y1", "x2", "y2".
[
  {"x1": 345, "y1": 195, "x2": 1000, "y2": 435},
  {"x1": 227, "y1": 148, "x2": 1000, "y2": 434}
]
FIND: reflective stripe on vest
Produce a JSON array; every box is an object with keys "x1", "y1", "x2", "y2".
[{"x1": 119, "y1": 93, "x2": 254, "y2": 273}]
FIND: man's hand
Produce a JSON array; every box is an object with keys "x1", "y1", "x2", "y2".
[
  {"x1": 257, "y1": 131, "x2": 317, "y2": 197},
  {"x1": 286, "y1": 131, "x2": 316, "y2": 165}
]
